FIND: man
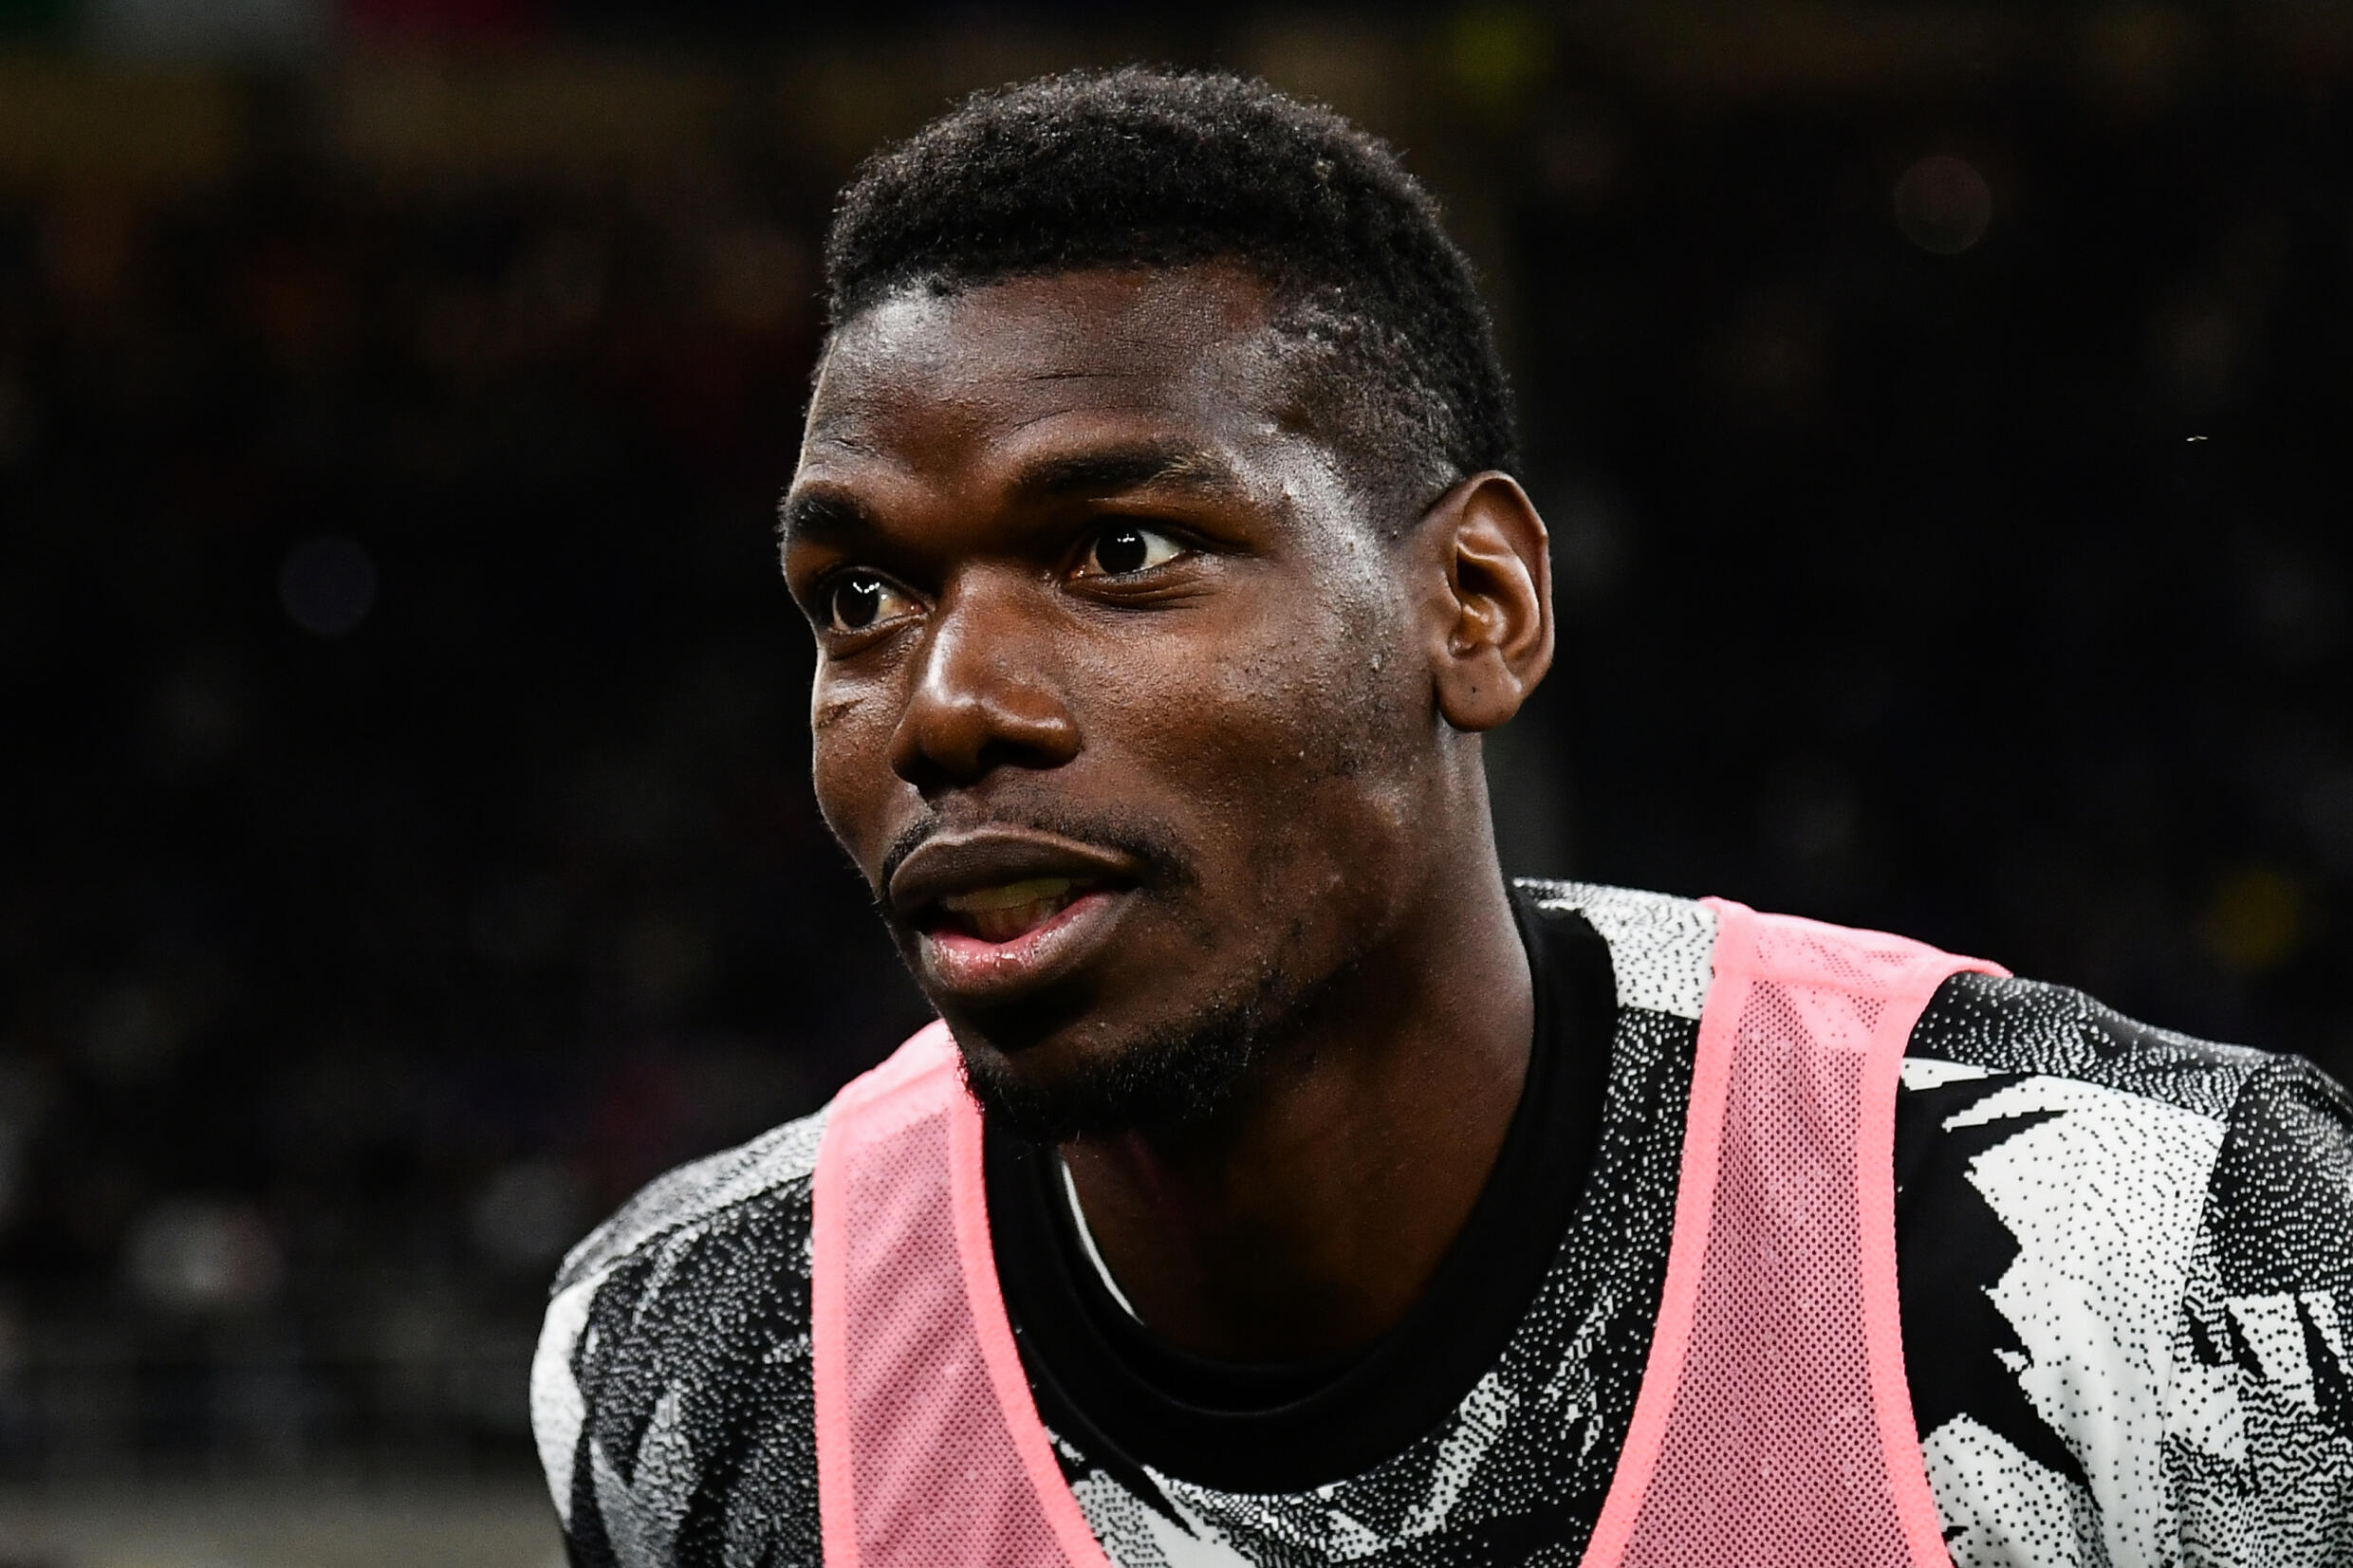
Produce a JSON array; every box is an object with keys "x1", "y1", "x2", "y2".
[{"x1": 531, "y1": 68, "x2": 2353, "y2": 1566}]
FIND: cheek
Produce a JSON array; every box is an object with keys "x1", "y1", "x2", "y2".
[
  {"x1": 1078, "y1": 603, "x2": 1424, "y2": 873},
  {"x1": 806, "y1": 673, "x2": 901, "y2": 868}
]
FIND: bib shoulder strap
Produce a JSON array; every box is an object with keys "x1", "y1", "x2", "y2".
[
  {"x1": 1583, "y1": 899, "x2": 2005, "y2": 1568},
  {"x1": 811, "y1": 1022, "x2": 1109, "y2": 1568}
]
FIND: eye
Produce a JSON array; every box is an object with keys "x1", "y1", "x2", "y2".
[
  {"x1": 825, "y1": 571, "x2": 919, "y2": 633},
  {"x1": 1078, "y1": 525, "x2": 1186, "y2": 578}
]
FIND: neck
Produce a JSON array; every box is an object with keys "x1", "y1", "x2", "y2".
[{"x1": 1058, "y1": 836, "x2": 1533, "y2": 1362}]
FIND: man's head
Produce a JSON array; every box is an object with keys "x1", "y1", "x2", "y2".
[
  {"x1": 780, "y1": 69, "x2": 1553, "y2": 1140},
  {"x1": 821, "y1": 66, "x2": 1519, "y2": 527}
]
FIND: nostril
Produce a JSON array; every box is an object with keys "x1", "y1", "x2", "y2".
[
  {"x1": 887, "y1": 675, "x2": 1079, "y2": 789},
  {"x1": 890, "y1": 719, "x2": 1079, "y2": 797},
  {"x1": 886, "y1": 600, "x2": 1080, "y2": 787}
]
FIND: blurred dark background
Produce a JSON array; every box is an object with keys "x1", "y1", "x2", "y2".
[{"x1": 2, "y1": 0, "x2": 2349, "y2": 1544}]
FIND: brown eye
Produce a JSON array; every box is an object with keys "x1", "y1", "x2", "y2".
[
  {"x1": 826, "y1": 573, "x2": 917, "y2": 633},
  {"x1": 1080, "y1": 525, "x2": 1184, "y2": 578}
]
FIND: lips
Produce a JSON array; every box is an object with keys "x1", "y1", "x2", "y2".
[{"x1": 887, "y1": 829, "x2": 1141, "y2": 1004}]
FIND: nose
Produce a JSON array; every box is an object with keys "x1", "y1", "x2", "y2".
[{"x1": 886, "y1": 578, "x2": 1080, "y2": 796}]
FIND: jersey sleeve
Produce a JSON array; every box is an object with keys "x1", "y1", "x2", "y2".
[
  {"x1": 1899, "y1": 973, "x2": 2353, "y2": 1565},
  {"x1": 2173, "y1": 1053, "x2": 2353, "y2": 1564},
  {"x1": 529, "y1": 1114, "x2": 829, "y2": 1568}
]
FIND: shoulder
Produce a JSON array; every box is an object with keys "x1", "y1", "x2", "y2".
[
  {"x1": 1903, "y1": 970, "x2": 2353, "y2": 1287},
  {"x1": 1910, "y1": 968, "x2": 2276, "y2": 1117},
  {"x1": 1895, "y1": 969, "x2": 2294, "y2": 1307},
  {"x1": 1897, "y1": 970, "x2": 2352, "y2": 1345},
  {"x1": 551, "y1": 1105, "x2": 830, "y2": 1298},
  {"x1": 530, "y1": 1108, "x2": 831, "y2": 1564}
]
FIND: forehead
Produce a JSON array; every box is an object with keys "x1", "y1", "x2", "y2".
[{"x1": 798, "y1": 265, "x2": 1293, "y2": 487}]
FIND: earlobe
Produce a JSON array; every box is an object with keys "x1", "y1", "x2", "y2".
[{"x1": 1423, "y1": 473, "x2": 1554, "y2": 732}]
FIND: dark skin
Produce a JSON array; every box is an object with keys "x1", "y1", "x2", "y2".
[{"x1": 780, "y1": 262, "x2": 1554, "y2": 1359}]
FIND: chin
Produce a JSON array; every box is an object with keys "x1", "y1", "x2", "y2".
[
  {"x1": 945, "y1": 959, "x2": 1335, "y2": 1143},
  {"x1": 945, "y1": 1016, "x2": 1232, "y2": 1142}
]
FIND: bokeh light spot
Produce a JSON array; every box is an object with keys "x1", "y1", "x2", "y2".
[
  {"x1": 1445, "y1": 5, "x2": 1553, "y2": 117},
  {"x1": 124, "y1": 1199, "x2": 282, "y2": 1312},
  {"x1": 1894, "y1": 154, "x2": 1992, "y2": 254},
  {"x1": 2199, "y1": 867, "x2": 2307, "y2": 973},
  {"x1": 278, "y1": 534, "x2": 377, "y2": 636},
  {"x1": 469, "y1": 1159, "x2": 590, "y2": 1271}
]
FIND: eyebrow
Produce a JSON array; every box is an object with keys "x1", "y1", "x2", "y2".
[
  {"x1": 1007, "y1": 441, "x2": 1250, "y2": 505},
  {"x1": 775, "y1": 489, "x2": 873, "y2": 546},
  {"x1": 776, "y1": 440, "x2": 1251, "y2": 547}
]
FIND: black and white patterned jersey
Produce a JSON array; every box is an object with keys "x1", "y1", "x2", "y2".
[{"x1": 530, "y1": 882, "x2": 2353, "y2": 1567}]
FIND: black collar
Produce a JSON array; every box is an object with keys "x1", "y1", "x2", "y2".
[{"x1": 984, "y1": 884, "x2": 1619, "y2": 1492}]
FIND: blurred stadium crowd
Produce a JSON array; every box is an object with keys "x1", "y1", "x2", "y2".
[{"x1": 2, "y1": 0, "x2": 2350, "y2": 1491}]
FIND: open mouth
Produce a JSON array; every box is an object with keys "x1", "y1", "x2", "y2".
[
  {"x1": 934, "y1": 876, "x2": 1101, "y2": 945},
  {"x1": 887, "y1": 828, "x2": 1144, "y2": 1001}
]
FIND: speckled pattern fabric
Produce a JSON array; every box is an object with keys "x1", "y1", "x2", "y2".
[
  {"x1": 1890, "y1": 975, "x2": 2353, "y2": 1566},
  {"x1": 531, "y1": 1115, "x2": 829, "y2": 1568},
  {"x1": 533, "y1": 882, "x2": 2353, "y2": 1566}
]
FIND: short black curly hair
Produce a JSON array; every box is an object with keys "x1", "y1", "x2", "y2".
[{"x1": 821, "y1": 67, "x2": 1518, "y2": 526}]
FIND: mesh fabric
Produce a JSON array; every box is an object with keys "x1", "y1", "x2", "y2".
[
  {"x1": 814, "y1": 909, "x2": 1999, "y2": 1568},
  {"x1": 1586, "y1": 902, "x2": 1999, "y2": 1568},
  {"x1": 813, "y1": 1023, "x2": 1107, "y2": 1568}
]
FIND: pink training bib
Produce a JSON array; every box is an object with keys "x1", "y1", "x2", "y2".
[
  {"x1": 1580, "y1": 898, "x2": 2004, "y2": 1568},
  {"x1": 809, "y1": 1021, "x2": 1109, "y2": 1568},
  {"x1": 810, "y1": 898, "x2": 2002, "y2": 1567}
]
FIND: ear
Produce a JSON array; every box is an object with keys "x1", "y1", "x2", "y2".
[{"x1": 1416, "y1": 472, "x2": 1554, "y2": 732}]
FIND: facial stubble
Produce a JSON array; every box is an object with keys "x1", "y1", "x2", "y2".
[
  {"x1": 869, "y1": 802, "x2": 1309, "y2": 1143},
  {"x1": 954, "y1": 917, "x2": 1356, "y2": 1144}
]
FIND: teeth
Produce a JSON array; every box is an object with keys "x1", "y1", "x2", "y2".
[
  {"x1": 942, "y1": 876, "x2": 1077, "y2": 913},
  {"x1": 937, "y1": 877, "x2": 1099, "y2": 945},
  {"x1": 968, "y1": 899, "x2": 1063, "y2": 944}
]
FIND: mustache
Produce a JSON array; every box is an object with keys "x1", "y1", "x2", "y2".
[{"x1": 875, "y1": 802, "x2": 1193, "y2": 904}]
